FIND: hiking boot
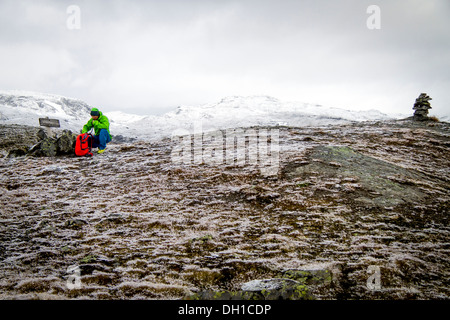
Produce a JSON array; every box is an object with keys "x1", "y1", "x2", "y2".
[{"x1": 98, "y1": 149, "x2": 106, "y2": 154}]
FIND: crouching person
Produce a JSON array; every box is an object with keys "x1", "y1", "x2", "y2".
[{"x1": 82, "y1": 108, "x2": 112, "y2": 154}]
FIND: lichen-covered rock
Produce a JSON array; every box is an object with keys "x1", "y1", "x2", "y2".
[
  {"x1": 186, "y1": 279, "x2": 315, "y2": 300},
  {"x1": 241, "y1": 278, "x2": 314, "y2": 300},
  {"x1": 30, "y1": 130, "x2": 77, "y2": 157},
  {"x1": 56, "y1": 130, "x2": 77, "y2": 154},
  {"x1": 0, "y1": 124, "x2": 40, "y2": 157},
  {"x1": 35, "y1": 138, "x2": 58, "y2": 157},
  {"x1": 281, "y1": 269, "x2": 333, "y2": 285},
  {"x1": 0, "y1": 124, "x2": 77, "y2": 157},
  {"x1": 283, "y1": 145, "x2": 428, "y2": 207}
]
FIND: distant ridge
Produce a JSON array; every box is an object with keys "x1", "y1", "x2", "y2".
[{"x1": 0, "y1": 91, "x2": 403, "y2": 140}]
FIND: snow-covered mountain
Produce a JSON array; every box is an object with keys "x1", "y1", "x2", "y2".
[
  {"x1": 0, "y1": 91, "x2": 403, "y2": 141},
  {"x1": 0, "y1": 90, "x2": 91, "y2": 132},
  {"x1": 162, "y1": 95, "x2": 398, "y2": 130}
]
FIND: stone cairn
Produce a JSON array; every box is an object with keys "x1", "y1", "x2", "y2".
[{"x1": 413, "y1": 93, "x2": 432, "y2": 121}]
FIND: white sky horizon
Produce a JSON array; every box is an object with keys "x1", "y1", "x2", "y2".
[{"x1": 0, "y1": 0, "x2": 449, "y2": 118}]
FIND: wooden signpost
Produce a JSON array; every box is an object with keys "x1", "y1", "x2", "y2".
[{"x1": 39, "y1": 117, "x2": 60, "y2": 136}]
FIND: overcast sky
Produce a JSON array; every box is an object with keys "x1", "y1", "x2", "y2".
[{"x1": 0, "y1": 0, "x2": 449, "y2": 117}]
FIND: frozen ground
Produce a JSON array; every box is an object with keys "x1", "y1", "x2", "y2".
[{"x1": 0, "y1": 119, "x2": 448, "y2": 299}]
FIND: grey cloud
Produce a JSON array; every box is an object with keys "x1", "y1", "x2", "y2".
[{"x1": 0, "y1": 0, "x2": 449, "y2": 117}]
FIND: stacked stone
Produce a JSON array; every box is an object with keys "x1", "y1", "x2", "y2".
[{"x1": 413, "y1": 93, "x2": 432, "y2": 121}]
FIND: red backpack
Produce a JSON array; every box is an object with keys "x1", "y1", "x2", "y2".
[{"x1": 75, "y1": 133, "x2": 93, "y2": 157}]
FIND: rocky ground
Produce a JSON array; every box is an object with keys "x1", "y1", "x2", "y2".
[{"x1": 0, "y1": 120, "x2": 448, "y2": 300}]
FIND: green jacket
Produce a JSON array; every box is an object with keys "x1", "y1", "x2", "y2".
[{"x1": 82, "y1": 111, "x2": 111, "y2": 137}]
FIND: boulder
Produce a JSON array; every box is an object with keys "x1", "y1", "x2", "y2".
[
  {"x1": 0, "y1": 124, "x2": 78, "y2": 158},
  {"x1": 29, "y1": 129, "x2": 77, "y2": 157},
  {"x1": 241, "y1": 278, "x2": 314, "y2": 300},
  {"x1": 56, "y1": 130, "x2": 77, "y2": 154},
  {"x1": 186, "y1": 278, "x2": 315, "y2": 300}
]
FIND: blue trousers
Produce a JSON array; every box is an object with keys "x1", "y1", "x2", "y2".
[{"x1": 91, "y1": 129, "x2": 111, "y2": 150}]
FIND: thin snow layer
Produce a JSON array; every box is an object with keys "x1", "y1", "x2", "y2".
[{"x1": 0, "y1": 121, "x2": 449, "y2": 299}]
